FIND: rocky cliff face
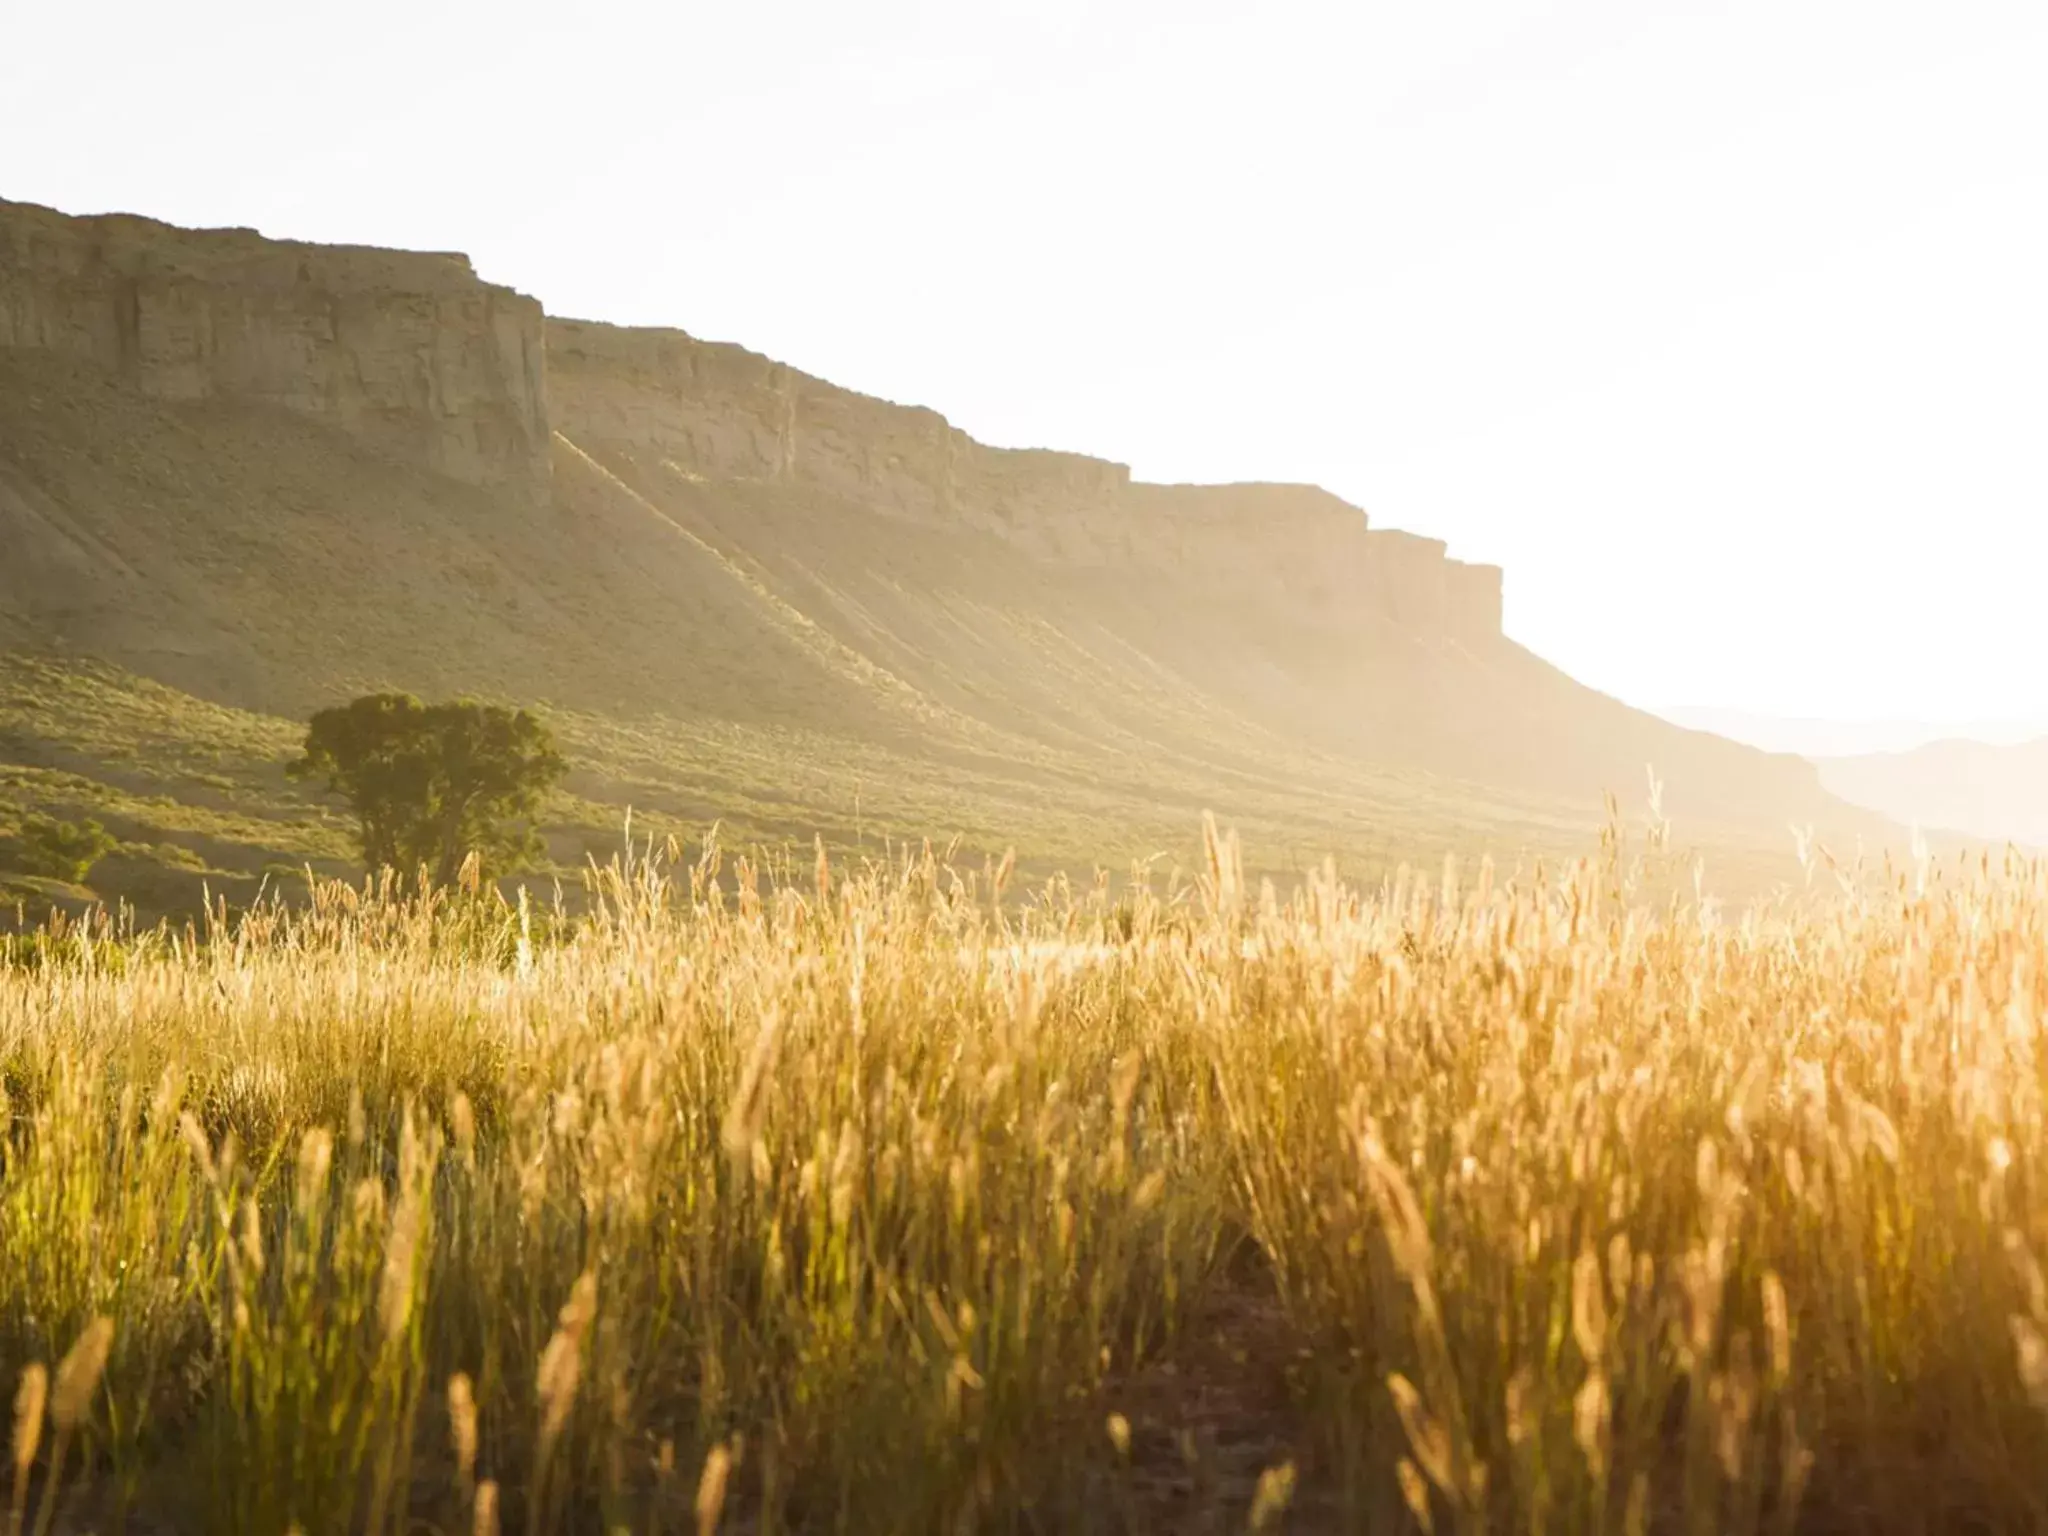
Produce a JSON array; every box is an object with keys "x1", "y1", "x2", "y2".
[
  {"x1": 545, "y1": 318, "x2": 1135, "y2": 540},
  {"x1": 0, "y1": 198, "x2": 1499, "y2": 643},
  {"x1": 3, "y1": 199, "x2": 1881, "y2": 851},
  {"x1": 547, "y1": 319, "x2": 1505, "y2": 642},
  {"x1": 0, "y1": 198, "x2": 549, "y2": 497}
]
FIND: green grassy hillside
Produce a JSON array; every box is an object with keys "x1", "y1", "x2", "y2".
[
  {"x1": 0, "y1": 345, "x2": 1885, "y2": 920},
  {"x1": 0, "y1": 648, "x2": 1610, "y2": 924}
]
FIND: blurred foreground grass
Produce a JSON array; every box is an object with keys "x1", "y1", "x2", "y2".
[{"x1": 1, "y1": 818, "x2": 2046, "y2": 1532}]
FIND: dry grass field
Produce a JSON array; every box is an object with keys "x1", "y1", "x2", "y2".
[{"x1": 2, "y1": 817, "x2": 2045, "y2": 1533}]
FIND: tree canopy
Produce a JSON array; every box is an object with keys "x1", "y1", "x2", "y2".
[{"x1": 288, "y1": 694, "x2": 565, "y2": 886}]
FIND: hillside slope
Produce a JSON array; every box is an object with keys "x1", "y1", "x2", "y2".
[
  {"x1": 1816, "y1": 737, "x2": 2048, "y2": 848},
  {"x1": 0, "y1": 196, "x2": 1887, "y2": 907}
]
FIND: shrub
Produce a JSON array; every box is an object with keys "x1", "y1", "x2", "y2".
[{"x1": 12, "y1": 814, "x2": 118, "y2": 884}]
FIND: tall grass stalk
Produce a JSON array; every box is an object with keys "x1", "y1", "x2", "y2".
[{"x1": 0, "y1": 829, "x2": 2043, "y2": 1529}]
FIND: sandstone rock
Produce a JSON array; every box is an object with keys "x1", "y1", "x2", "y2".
[
  {"x1": 547, "y1": 318, "x2": 1504, "y2": 641},
  {"x1": 546, "y1": 318, "x2": 1136, "y2": 545},
  {"x1": 0, "y1": 198, "x2": 549, "y2": 498},
  {"x1": 0, "y1": 197, "x2": 1499, "y2": 644}
]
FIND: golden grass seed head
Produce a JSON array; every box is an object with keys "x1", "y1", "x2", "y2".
[
  {"x1": 1131, "y1": 1168, "x2": 1166, "y2": 1212},
  {"x1": 449, "y1": 1091, "x2": 477, "y2": 1170},
  {"x1": 49, "y1": 1316, "x2": 113, "y2": 1432},
  {"x1": 1503, "y1": 1367, "x2": 1534, "y2": 1447},
  {"x1": 1709, "y1": 1332, "x2": 1760, "y2": 1482},
  {"x1": 295, "y1": 1126, "x2": 333, "y2": 1210},
  {"x1": 11, "y1": 1364, "x2": 46, "y2": 1479},
  {"x1": 1573, "y1": 1369, "x2": 1611, "y2": 1483},
  {"x1": 349, "y1": 1176, "x2": 385, "y2": 1232},
  {"x1": 1761, "y1": 1271, "x2": 1792, "y2": 1384},
  {"x1": 1248, "y1": 1461, "x2": 1297, "y2": 1533},
  {"x1": 695, "y1": 1440, "x2": 734, "y2": 1536},
  {"x1": 537, "y1": 1271, "x2": 598, "y2": 1443},
  {"x1": 2012, "y1": 1317, "x2": 2048, "y2": 1415},
  {"x1": 1607, "y1": 1232, "x2": 1634, "y2": 1306},
  {"x1": 1572, "y1": 1248, "x2": 1608, "y2": 1363},
  {"x1": 176, "y1": 1111, "x2": 214, "y2": 1181},
  {"x1": 1395, "y1": 1456, "x2": 1435, "y2": 1534},
  {"x1": 535, "y1": 1329, "x2": 583, "y2": 1443},
  {"x1": 447, "y1": 1372, "x2": 478, "y2": 1489},
  {"x1": 379, "y1": 1191, "x2": 429, "y2": 1341},
  {"x1": 1385, "y1": 1373, "x2": 1453, "y2": 1497},
  {"x1": 236, "y1": 1198, "x2": 265, "y2": 1280}
]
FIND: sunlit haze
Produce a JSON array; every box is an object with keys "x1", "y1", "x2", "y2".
[{"x1": 5, "y1": 0, "x2": 2042, "y2": 732}]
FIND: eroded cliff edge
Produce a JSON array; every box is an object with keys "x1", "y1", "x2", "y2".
[
  {"x1": 548, "y1": 319, "x2": 1504, "y2": 641},
  {"x1": 0, "y1": 198, "x2": 550, "y2": 495},
  {"x1": 1, "y1": 196, "x2": 1501, "y2": 646}
]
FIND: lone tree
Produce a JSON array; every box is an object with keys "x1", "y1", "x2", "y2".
[{"x1": 288, "y1": 694, "x2": 566, "y2": 886}]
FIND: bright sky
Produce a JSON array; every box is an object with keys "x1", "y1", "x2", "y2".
[{"x1": 5, "y1": 1, "x2": 2044, "y2": 731}]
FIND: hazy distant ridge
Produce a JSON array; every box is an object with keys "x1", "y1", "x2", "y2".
[{"x1": 1813, "y1": 737, "x2": 2048, "y2": 849}]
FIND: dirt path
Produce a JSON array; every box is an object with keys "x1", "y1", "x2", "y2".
[{"x1": 1094, "y1": 1252, "x2": 1346, "y2": 1535}]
